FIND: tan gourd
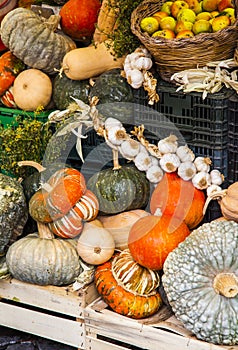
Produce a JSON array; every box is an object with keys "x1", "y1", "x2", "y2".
[{"x1": 62, "y1": 41, "x2": 125, "y2": 80}]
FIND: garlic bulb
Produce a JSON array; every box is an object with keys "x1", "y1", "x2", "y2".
[
  {"x1": 119, "y1": 139, "x2": 140, "y2": 160},
  {"x1": 160, "y1": 153, "x2": 181, "y2": 173},
  {"x1": 131, "y1": 56, "x2": 153, "y2": 71},
  {"x1": 107, "y1": 125, "x2": 127, "y2": 146},
  {"x1": 146, "y1": 165, "x2": 164, "y2": 183},
  {"x1": 206, "y1": 184, "x2": 222, "y2": 197},
  {"x1": 194, "y1": 156, "x2": 211, "y2": 172},
  {"x1": 150, "y1": 156, "x2": 159, "y2": 166},
  {"x1": 134, "y1": 152, "x2": 153, "y2": 171},
  {"x1": 210, "y1": 169, "x2": 224, "y2": 186},
  {"x1": 157, "y1": 135, "x2": 178, "y2": 154},
  {"x1": 192, "y1": 171, "x2": 211, "y2": 190},
  {"x1": 135, "y1": 46, "x2": 151, "y2": 57},
  {"x1": 176, "y1": 145, "x2": 195, "y2": 162},
  {"x1": 177, "y1": 161, "x2": 196, "y2": 181},
  {"x1": 127, "y1": 69, "x2": 144, "y2": 89},
  {"x1": 104, "y1": 117, "x2": 122, "y2": 130}
]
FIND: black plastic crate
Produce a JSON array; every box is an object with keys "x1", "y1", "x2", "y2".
[
  {"x1": 133, "y1": 80, "x2": 234, "y2": 179},
  {"x1": 227, "y1": 94, "x2": 238, "y2": 184}
]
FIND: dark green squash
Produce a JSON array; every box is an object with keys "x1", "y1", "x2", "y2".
[
  {"x1": 89, "y1": 69, "x2": 135, "y2": 124},
  {"x1": 53, "y1": 72, "x2": 91, "y2": 110},
  {"x1": 87, "y1": 165, "x2": 150, "y2": 215},
  {"x1": 0, "y1": 173, "x2": 28, "y2": 256}
]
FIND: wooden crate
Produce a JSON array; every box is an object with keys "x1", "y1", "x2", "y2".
[
  {"x1": 0, "y1": 277, "x2": 99, "y2": 349},
  {"x1": 84, "y1": 297, "x2": 238, "y2": 350}
]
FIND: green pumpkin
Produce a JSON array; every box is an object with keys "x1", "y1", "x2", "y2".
[
  {"x1": 162, "y1": 220, "x2": 238, "y2": 346},
  {"x1": 0, "y1": 173, "x2": 28, "y2": 256},
  {"x1": 89, "y1": 69, "x2": 135, "y2": 124},
  {"x1": 53, "y1": 72, "x2": 91, "y2": 110},
  {"x1": 87, "y1": 165, "x2": 150, "y2": 215}
]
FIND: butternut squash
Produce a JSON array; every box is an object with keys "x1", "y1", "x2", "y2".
[{"x1": 62, "y1": 41, "x2": 125, "y2": 80}]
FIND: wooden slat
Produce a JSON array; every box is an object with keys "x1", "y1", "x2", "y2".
[{"x1": 0, "y1": 302, "x2": 84, "y2": 348}]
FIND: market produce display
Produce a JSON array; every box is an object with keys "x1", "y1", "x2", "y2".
[{"x1": 1, "y1": 0, "x2": 238, "y2": 346}]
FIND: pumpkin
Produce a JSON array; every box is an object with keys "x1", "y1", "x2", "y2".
[
  {"x1": 77, "y1": 220, "x2": 115, "y2": 265},
  {"x1": 89, "y1": 69, "x2": 134, "y2": 124},
  {"x1": 150, "y1": 172, "x2": 206, "y2": 230},
  {"x1": 128, "y1": 214, "x2": 191, "y2": 270},
  {"x1": 87, "y1": 164, "x2": 150, "y2": 215},
  {"x1": 94, "y1": 253, "x2": 162, "y2": 319},
  {"x1": 62, "y1": 41, "x2": 125, "y2": 81},
  {"x1": 0, "y1": 173, "x2": 28, "y2": 256},
  {"x1": 0, "y1": 85, "x2": 16, "y2": 108},
  {"x1": 0, "y1": 51, "x2": 25, "y2": 96},
  {"x1": 13, "y1": 68, "x2": 52, "y2": 111},
  {"x1": 0, "y1": 7, "x2": 76, "y2": 74},
  {"x1": 29, "y1": 167, "x2": 87, "y2": 223},
  {"x1": 6, "y1": 222, "x2": 82, "y2": 286},
  {"x1": 59, "y1": 0, "x2": 101, "y2": 41},
  {"x1": 98, "y1": 209, "x2": 151, "y2": 250},
  {"x1": 53, "y1": 72, "x2": 90, "y2": 110},
  {"x1": 48, "y1": 189, "x2": 99, "y2": 238},
  {"x1": 162, "y1": 220, "x2": 238, "y2": 345}
]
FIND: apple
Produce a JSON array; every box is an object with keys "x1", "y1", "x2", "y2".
[
  {"x1": 175, "y1": 20, "x2": 193, "y2": 33},
  {"x1": 176, "y1": 29, "x2": 195, "y2": 37},
  {"x1": 177, "y1": 8, "x2": 197, "y2": 22},
  {"x1": 152, "y1": 11, "x2": 169, "y2": 25},
  {"x1": 152, "y1": 29, "x2": 176, "y2": 39},
  {"x1": 184, "y1": 0, "x2": 202, "y2": 13},
  {"x1": 196, "y1": 11, "x2": 213, "y2": 20},
  {"x1": 161, "y1": 1, "x2": 174, "y2": 15},
  {"x1": 202, "y1": 0, "x2": 219, "y2": 11},
  {"x1": 192, "y1": 19, "x2": 212, "y2": 33},
  {"x1": 211, "y1": 14, "x2": 230, "y2": 31},
  {"x1": 171, "y1": 0, "x2": 189, "y2": 18},
  {"x1": 159, "y1": 16, "x2": 177, "y2": 31},
  {"x1": 140, "y1": 16, "x2": 160, "y2": 34},
  {"x1": 217, "y1": 0, "x2": 234, "y2": 11}
]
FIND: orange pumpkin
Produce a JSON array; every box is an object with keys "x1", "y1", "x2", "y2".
[
  {"x1": 0, "y1": 51, "x2": 25, "y2": 96},
  {"x1": 94, "y1": 255, "x2": 162, "y2": 319},
  {"x1": 150, "y1": 172, "x2": 205, "y2": 229},
  {"x1": 29, "y1": 168, "x2": 87, "y2": 223},
  {"x1": 128, "y1": 214, "x2": 190, "y2": 270}
]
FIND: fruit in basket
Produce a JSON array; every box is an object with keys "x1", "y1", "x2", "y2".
[
  {"x1": 94, "y1": 253, "x2": 162, "y2": 318},
  {"x1": 6, "y1": 222, "x2": 82, "y2": 286},
  {"x1": 87, "y1": 165, "x2": 150, "y2": 215},
  {"x1": 175, "y1": 20, "x2": 193, "y2": 33},
  {"x1": 150, "y1": 172, "x2": 205, "y2": 229},
  {"x1": 159, "y1": 16, "x2": 177, "y2": 30},
  {"x1": 192, "y1": 18, "x2": 212, "y2": 33},
  {"x1": 76, "y1": 220, "x2": 115, "y2": 265},
  {"x1": 0, "y1": 8, "x2": 76, "y2": 75},
  {"x1": 140, "y1": 16, "x2": 159, "y2": 34},
  {"x1": 12, "y1": 68, "x2": 52, "y2": 111},
  {"x1": 0, "y1": 173, "x2": 28, "y2": 256},
  {"x1": 59, "y1": 0, "x2": 101, "y2": 41},
  {"x1": 202, "y1": 0, "x2": 219, "y2": 11},
  {"x1": 176, "y1": 29, "x2": 195, "y2": 37},
  {"x1": 184, "y1": 0, "x2": 202, "y2": 13},
  {"x1": 152, "y1": 11, "x2": 169, "y2": 24},
  {"x1": 177, "y1": 8, "x2": 197, "y2": 22},
  {"x1": 161, "y1": 1, "x2": 174, "y2": 14},
  {"x1": 196, "y1": 11, "x2": 213, "y2": 20},
  {"x1": 128, "y1": 214, "x2": 190, "y2": 270},
  {"x1": 152, "y1": 29, "x2": 176, "y2": 38},
  {"x1": 53, "y1": 72, "x2": 91, "y2": 110},
  {"x1": 62, "y1": 41, "x2": 125, "y2": 81},
  {"x1": 29, "y1": 168, "x2": 87, "y2": 223},
  {"x1": 171, "y1": 0, "x2": 189, "y2": 18},
  {"x1": 211, "y1": 14, "x2": 230, "y2": 31},
  {"x1": 162, "y1": 220, "x2": 238, "y2": 345},
  {"x1": 217, "y1": 0, "x2": 234, "y2": 11},
  {"x1": 0, "y1": 51, "x2": 25, "y2": 97}
]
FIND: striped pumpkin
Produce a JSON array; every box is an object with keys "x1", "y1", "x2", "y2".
[{"x1": 48, "y1": 190, "x2": 99, "y2": 238}]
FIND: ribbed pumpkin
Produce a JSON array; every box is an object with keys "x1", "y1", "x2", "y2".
[
  {"x1": 0, "y1": 7, "x2": 76, "y2": 74},
  {"x1": 6, "y1": 222, "x2": 82, "y2": 286},
  {"x1": 150, "y1": 172, "x2": 206, "y2": 229},
  {"x1": 162, "y1": 220, "x2": 238, "y2": 345},
  {"x1": 53, "y1": 72, "x2": 90, "y2": 110},
  {"x1": 29, "y1": 167, "x2": 87, "y2": 223},
  {"x1": 94, "y1": 251, "x2": 162, "y2": 319},
  {"x1": 128, "y1": 214, "x2": 191, "y2": 270},
  {"x1": 0, "y1": 51, "x2": 25, "y2": 96},
  {"x1": 0, "y1": 173, "x2": 28, "y2": 256},
  {"x1": 87, "y1": 165, "x2": 150, "y2": 215}
]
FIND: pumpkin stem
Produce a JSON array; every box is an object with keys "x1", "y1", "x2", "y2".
[
  {"x1": 37, "y1": 222, "x2": 55, "y2": 239},
  {"x1": 112, "y1": 149, "x2": 121, "y2": 170},
  {"x1": 213, "y1": 272, "x2": 238, "y2": 298},
  {"x1": 202, "y1": 189, "x2": 227, "y2": 215},
  {"x1": 18, "y1": 160, "x2": 46, "y2": 172},
  {"x1": 43, "y1": 14, "x2": 60, "y2": 32}
]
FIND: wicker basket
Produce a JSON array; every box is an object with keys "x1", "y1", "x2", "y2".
[{"x1": 131, "y1": 0, "x2": 238, "y2": 81}]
